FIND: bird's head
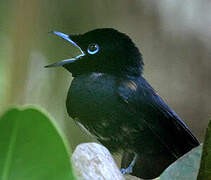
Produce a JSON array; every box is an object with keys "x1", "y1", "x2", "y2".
[{"x1": 45, "y1": 28, "x2": 143, "y2": 77}]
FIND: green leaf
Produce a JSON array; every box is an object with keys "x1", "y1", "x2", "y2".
[
  {"x1": 0, "y1": 107, "x2": 75, "y2": 180},
  {"x1": 197, "y1": 120, "x2": 211, "y2": 180},
  {"x1": 158, "y1": 145, "x2": 202, "y2": 180}
]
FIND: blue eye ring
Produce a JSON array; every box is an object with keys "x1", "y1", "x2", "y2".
[{"x1": 87, "y1": 43, "x2": 100, "y2": 55}]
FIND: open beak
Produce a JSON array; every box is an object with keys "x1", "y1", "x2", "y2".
[{"x1": 45, "y1": 31, "x2": 85, "y2": 68}]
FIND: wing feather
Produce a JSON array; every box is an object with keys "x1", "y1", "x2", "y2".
[{"x1": 118, "y1": 77, "x2": 199, "y2": 157}]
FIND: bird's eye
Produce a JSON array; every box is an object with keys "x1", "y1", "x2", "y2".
[{"x1": 87, "y1": 43, "x2": 100, "y2": 55}]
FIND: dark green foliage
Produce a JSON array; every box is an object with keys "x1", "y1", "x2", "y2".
[
  {"x1": 0, "y1": 107, "x2": 75, "y2": 180},
  {"x1": 197, "y1": 120, "x2": 211, "y2": 180}
]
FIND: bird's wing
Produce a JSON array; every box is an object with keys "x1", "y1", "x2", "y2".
[{"x1": 118, "y1": 77, "x2": 199, "y2": 157}]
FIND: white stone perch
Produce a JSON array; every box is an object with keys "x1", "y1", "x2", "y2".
[
  {"x1": 71, "y1": 142, "x2": 125, "y2": 180},
  {"x1": 71, "y1": 142, "x2": 142, "y2": 180}
]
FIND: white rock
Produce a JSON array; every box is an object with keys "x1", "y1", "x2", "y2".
[{"x1": 71, "y1": 142, "x2": 125, "y2": 180}]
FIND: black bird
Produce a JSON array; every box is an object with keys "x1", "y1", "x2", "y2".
[{"x1": 45, "y1": 28, "x2": 199, "y2": 179}]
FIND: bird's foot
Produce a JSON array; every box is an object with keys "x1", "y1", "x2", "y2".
[
  {"x1": 120, "y1": 165, "x2": 133, "y2": 174},
  {"x1": 120, "y1": 153, "x2": 137, "y2": 174}
]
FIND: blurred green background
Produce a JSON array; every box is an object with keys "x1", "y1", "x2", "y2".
[{"x1": 0, "y1": 0, "x2": 210, "y2": 152}]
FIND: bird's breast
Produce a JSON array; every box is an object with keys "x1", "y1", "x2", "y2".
[
  {"x1": 66, "y1": 73, "x2": 138, "y2": 152},
  {"x1": 67, "y1": 73, "x2": 119, "y2": 119}
]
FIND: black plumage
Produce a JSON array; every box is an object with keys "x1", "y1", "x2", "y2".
[{"x1": 46, "y1": 28, "x2": 199, "y2": 179}]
